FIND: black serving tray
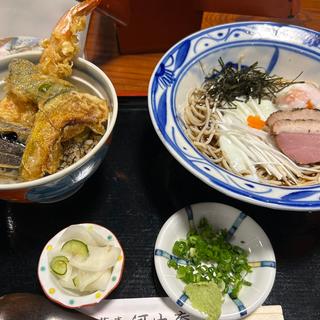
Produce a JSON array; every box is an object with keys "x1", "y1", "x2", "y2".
[{"x1": 0, "y1": 97, "x2": 320, "y2": 320}]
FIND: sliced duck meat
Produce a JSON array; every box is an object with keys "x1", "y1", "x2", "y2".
[
  {"x1": 276, "y1": 83, "x2": 320, "y2": 110},
  {"x1": 275, "y1": 132, "x2": 320, "y2": 164},
  {"x1": 272, "y1": 119, "x2": 320, "y2": 135},
  {"x1": 272, "y1": 119, "x2": 320, "y2": 164},
  {"x1": 267, "y1": 108, "x2": 320, "y2": 128},
  {"x1": 267, "y1": 108, "x2": 320, "y2": 164}
]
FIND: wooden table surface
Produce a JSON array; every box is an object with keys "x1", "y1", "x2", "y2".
[{"x1": 85, "y1": 0, "x2": 320, "y2": 96}]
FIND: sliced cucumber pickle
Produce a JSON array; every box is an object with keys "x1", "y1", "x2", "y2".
[
  {"x1": 50, "y1": 256, "x2": 69, "y2": 275},
  {"x1": 62, "y1": 239, "x2": 89, "y2": 258},
  {"x1": 72, "y1": 276, "x2": 80, "y2": 288}
]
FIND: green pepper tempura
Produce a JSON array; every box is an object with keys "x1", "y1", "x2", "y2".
[{"x1": 168, "y1": 218, "x2": 252, "y2": 299}]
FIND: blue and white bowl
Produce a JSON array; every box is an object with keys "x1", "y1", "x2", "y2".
[
  {"x1": 148, "y1": 22, "x2": 320, "y2": 211},
  {"x1": 0, "y1": 51, "x2": 118, "y2": 203},
  {"x1": 154, "y1": 202, "x2": 276, "y2": 320}
]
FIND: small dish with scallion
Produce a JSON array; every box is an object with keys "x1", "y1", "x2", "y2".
[{"x1": 154, "y1": 202, "x2": 276, "y2": 320}]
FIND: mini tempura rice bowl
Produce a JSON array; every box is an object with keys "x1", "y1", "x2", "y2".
[
  {"x1": 0, "y1": 51, "x2": 117, "y2": 203},
  {"x1": 148, "y1": 22, "x2": 320, "y2": 211}
]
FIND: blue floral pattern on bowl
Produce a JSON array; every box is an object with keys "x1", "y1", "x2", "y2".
[{"x1": 148, "y1": 22, "x2": 320, "y2": 211}]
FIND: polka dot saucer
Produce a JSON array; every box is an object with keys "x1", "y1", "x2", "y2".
[{"x1": 38, "y1": 223, "x2": 124, "y2": 308}]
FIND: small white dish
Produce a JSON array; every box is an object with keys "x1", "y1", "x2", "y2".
[
  {"x1": 154, "y1": 202, "x2": 276, "y2": 320},
  {"x1": 38, "y1": 223, "x2": 124, "y2": 309}
]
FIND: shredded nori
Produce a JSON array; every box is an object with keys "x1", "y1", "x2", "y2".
[{"x1": 202, "y1": 57, "x2": 303, "y2": 108}]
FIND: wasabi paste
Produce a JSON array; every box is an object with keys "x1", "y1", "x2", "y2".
[{"x1": 185, "y1": 281, "x2": 222, "y2": 320}]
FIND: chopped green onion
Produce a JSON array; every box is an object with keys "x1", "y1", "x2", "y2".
[
  {"x1": 168, "y1": 217, "x2": 252, "y2": 297},
  {"x1": 172, "y1": 240, "x2": 188, "y2": 257},
  {"x1": 38, "y1": 83, "x2": 51, "y2": 92}
]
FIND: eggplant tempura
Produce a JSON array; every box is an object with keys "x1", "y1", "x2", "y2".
[
  {"x1": 7, "y1": 59, "x2": 108, "y2": 181},
  {"x1": 0, "y1": 0, "x2": 108, "y2": 182}
]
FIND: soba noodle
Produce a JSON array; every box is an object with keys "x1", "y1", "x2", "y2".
[{"x1": 183, "y1": 87, "x2": 320, "y2": 186}]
